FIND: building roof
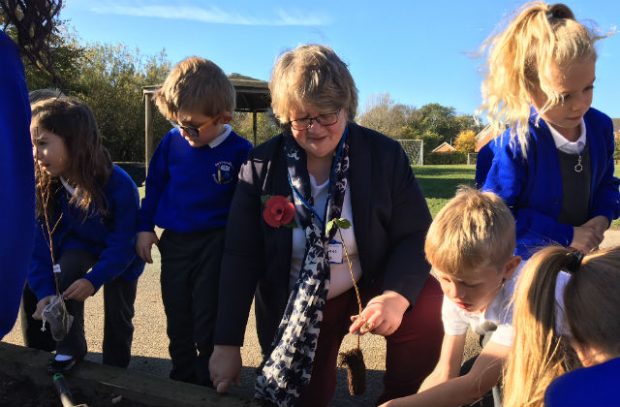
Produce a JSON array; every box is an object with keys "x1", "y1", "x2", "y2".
[
  {"x1": 432, "y1": 141, "x2": 457, "y2": 153},
  {"x1": 475, "y1": 130, "x2": 492, "y2": 152}
]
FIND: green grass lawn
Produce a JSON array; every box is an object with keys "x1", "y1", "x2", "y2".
[
  {"x1": 413, "y1": 165, "x2": 476, "y2": 217},
  {"x1": 414, "y1": 164, "x2": 620, "y2": 227}
]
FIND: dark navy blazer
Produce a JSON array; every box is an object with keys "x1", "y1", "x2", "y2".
[{"x1": 214, "y1": 122, "x2": 433, "y2": 351}]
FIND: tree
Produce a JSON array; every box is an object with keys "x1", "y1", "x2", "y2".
[
  {"x1": 73, "y1": 43, "x2": 171, "y2": 161},
  {"x1": 409, "y1": 103, "x2": 459, "y2": 142},
  {"x1": 231, "y1": 111, "x2": 280, "y2": 146},
  {"x1": 19, "y1": 24, "x2": 84, "y2": 92},
  {"x1": 22, "y1": 28, "x2": 172, "y2": 162},
  {"x1": 358, "y1": 93, "x2": 416, "y2": 138},
  {"x1": 420, "y1": 131, "x2": 443, "y2": 154},
  {"x1": 454, "y1": 130, "x2": 477, "y2": 153}
]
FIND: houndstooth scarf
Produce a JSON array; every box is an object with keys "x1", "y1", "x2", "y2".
[{"x1": 255, "y1": 129, "x2": 350, "y2": 406}]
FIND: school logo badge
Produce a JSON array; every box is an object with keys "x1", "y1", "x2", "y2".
[{"x1": 213, "y1": 161, "x2": 235, "y2": 184}]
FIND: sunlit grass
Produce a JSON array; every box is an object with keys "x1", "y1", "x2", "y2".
[
  {"x1": 414, "y1": 164, "x2": 620, "y2": 227},
  {"x1": 413, "y1": 165, "x2": 475, "y2": 217}
]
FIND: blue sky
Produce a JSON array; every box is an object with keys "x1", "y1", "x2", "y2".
[{"x1": 63, "y1": 0, "x2": 620, "y2": 118}]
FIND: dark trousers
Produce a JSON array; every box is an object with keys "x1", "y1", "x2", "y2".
[
  {"x1": 159, "y1": 228, "x2": 225, "y2": 386},
  {"x1": 297, "y1": 277, "x2": 444, "y2": 407},
  {"x1": 20, "y1": 284, "x2": 55, "y2": 352},
  {"x1": 102, "y1": 273, "x2": 137, "y2": 367},
  {"x1": 55, "y1": 249, "x2": 137, "y2": 368}
]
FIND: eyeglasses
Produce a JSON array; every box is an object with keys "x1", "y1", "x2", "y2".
[
  {"x1": 168, "y1": 117, "x2": 216, "y2": 139},
  {"x1": 288, "y1": 109, "x2": 340, "y2": 131}
]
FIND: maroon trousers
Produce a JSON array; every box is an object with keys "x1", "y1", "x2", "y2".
[{"x1": 297, "y1": 277, "x2": 444, "y2": 406}]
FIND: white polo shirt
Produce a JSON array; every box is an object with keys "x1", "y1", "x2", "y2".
[{"x1": 441, "y1": 264, "x2": 571, "y2": 347}]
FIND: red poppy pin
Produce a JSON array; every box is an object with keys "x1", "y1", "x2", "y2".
[{"x1": 262, "y1": 195, "x2": 296, "y2": 228}]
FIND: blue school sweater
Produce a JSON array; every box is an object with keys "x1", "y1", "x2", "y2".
[
  {"x1": 545, "y1": 357, "x2": 620, "y2": 407},
  {"x1": 138, "y1": 127, "x2": 252, "y2": 233},
  {"x1": 483, "y1": 108, "x2": 620, "y2": 258},
  {"x1": 0, "y1": 31, "x2": 35, "y2": 338},
  {"x1": 28, "y1": 165, "x2": 145, "y2": 300}
]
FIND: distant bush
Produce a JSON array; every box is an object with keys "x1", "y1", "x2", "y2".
[{"x1": 425, "y1": 152, "x2": 468, "y2": 165}]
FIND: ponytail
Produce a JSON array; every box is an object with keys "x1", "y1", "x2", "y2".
[
  {"x1": 503, "y1": 246, "x2": 578, "y2": 407},
  {"x1": 504, "y1": 245, "x2": 620, "y2": 407},
  {"x1": 479, "y1": 2, "x2": 599, "y2": 157},
  {"x1": 565, "y1": 247, "x2": 620, "y2": 359}
]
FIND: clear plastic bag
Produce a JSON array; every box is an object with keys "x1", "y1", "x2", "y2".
[{"x1": 41, "y1": 294, "x2": 73, "y2": 341}]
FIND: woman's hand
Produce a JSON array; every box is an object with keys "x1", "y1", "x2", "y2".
[
  {"x1": 136, "y1": 231, "x2": 159, "y2": 264},
  {"x1": 32, "y1": 295, "x2": 55, "y2": 320},
  {"x1": 209, "y1": 345, "x2": 242, "y2": 393},
  {"x1": 63, "y1": 278, "x2": 95, "y2": 301},
  {"x1": 349, "y1": 290, "x2": 410, "y2": 336}
]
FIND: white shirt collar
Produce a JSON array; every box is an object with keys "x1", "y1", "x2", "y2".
[
  {"x1": 547, "y1": 118, "x2": 587, "y2": 154},
  {"x1": 60, "y1": 177, "x2": 76, "y2": 196},
  {"x1": 208, "y1": 124, "x2": 232, "y2": 148}
]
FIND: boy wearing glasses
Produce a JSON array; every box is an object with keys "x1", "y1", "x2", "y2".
[{"x1": 136, "y1": 56, "x2": 252, "y2": 386}]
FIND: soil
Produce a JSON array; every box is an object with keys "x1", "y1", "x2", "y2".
[{"x1": 0, "y1": 372, "x2": 149, "y2": 407}]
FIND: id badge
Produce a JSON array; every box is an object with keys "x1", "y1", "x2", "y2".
[
  {"x1": 53, "y1": 264, "x2": 61, "y2": 274},
  {"x1": 328, "y1": 240, "x2": 344, "y2": 264}
]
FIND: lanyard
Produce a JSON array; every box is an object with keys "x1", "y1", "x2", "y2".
[{"x1": 287, "y1": 127, "x2": 349, "y2": 229}]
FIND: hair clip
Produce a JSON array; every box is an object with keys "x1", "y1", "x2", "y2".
[{"x1": 565, "y1": 250, "x2": 584, "y2": 273}]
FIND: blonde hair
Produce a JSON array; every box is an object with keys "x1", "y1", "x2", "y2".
[
  {"x1": 269, "y1": 44, "x2": 358, "y2": 124},
  {"x1": 425, "y1": 187, "x2": 515, "y2": 276},
  {"x1": 154, "y1": 56, "x2": 235, "y2": 120},
  {"x1": 479, "y1": 2, "x2": 599, "y2": 155},
  {"x1": 503, "y1": 246, "x2": 620, "y2": 407}
]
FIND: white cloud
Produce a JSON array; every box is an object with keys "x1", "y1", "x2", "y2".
[{"x1": 89, "y1": 3, "x2": 330, "y2": 26}]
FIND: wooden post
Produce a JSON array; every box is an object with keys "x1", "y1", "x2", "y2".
[
  {"x1": 252, "y1": 111, "x2": 258, "y2": 146},
  {"x1": 144, "y1": 90, "x2": 153, "y2": 179}
]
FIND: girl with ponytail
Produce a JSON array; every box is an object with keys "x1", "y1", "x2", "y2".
[
  {"x1": 504, "y1": 246, "x2": 620, "y2": 407},
  {"x1": 479, "y1": 2, "x2": 619, "y2": 259}
]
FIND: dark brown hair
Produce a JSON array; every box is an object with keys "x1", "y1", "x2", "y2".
[{"x1": 31, "y1": 97, "x2": 112, "y2": 217}]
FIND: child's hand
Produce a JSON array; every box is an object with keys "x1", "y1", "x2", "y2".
[
  {"x1": 349, "y1": 290, "x2": 410, "y2": 336},
  {"x1": 209, "y1": 345, "x2": 242, "y2": 393},
  {"x1": 572, "y1": 222, "x2": 605, "y2": 253},
  {"x1": 33, "y1": 295, "x2": 55, "y2": 320},
  {"x1": 136, "y1": 231, "x2": 159, "y2": 264},
  {"x1": 583, "y1": 216, "x2": 609, "y2": 238},
  {"x1": 63, "y1": 278, "x2": 95, "y2": 301}
]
